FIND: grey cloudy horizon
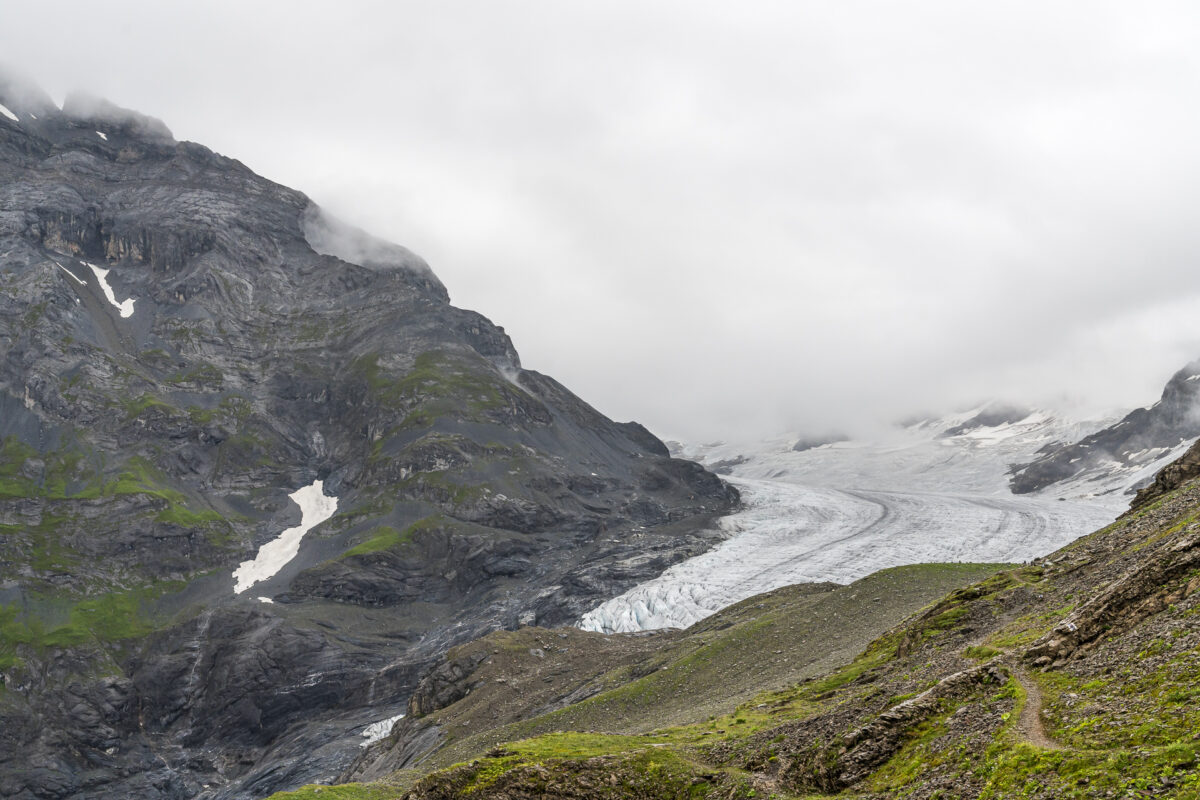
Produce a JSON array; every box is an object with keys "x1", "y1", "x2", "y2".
[{"x1": 6, "y1": 1, "x2": 1200, "y2": 442}]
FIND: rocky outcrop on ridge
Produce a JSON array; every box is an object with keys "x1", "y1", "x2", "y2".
[{"x1": 1010, "y1": 361, "x2": 1200, "y2": 495}]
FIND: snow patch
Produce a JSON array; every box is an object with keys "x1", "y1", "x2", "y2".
[
  {"x1": 84, "y1": 262, "x2": 135, "y2": 317},
  {"x1": 257, "y1": 597, "x2": 274, "y2": 604},
  {"x1": 52, "y1": 260, "x2": 85, "y2": 286},
  {"x1": 233, "y1": 480, "x2": 338, "y2": 593},
  {"x1": 0, "y1": 103, "x2": 18, "y2": 122},
  {"x1": 95, "y1": 131, "x2": 107, "y2": 141},
  {"x1": 361, "y1": 714, "x2": 405, "y2": 747}
]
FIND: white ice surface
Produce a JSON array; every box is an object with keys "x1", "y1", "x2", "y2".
[
  {"x1": 0, "y1": 103, "x2": 18, "y2": 122},
  {"x1": 233, "y1": 480, "x2": 338, "y2": 594},
  {"x1": 361, "y1": 714, "x2": 405, "y2": 747},
  {"x1": 581, "y1": 407, "x2": 1152, "y2": 634},
  {"x1": 675, "y1": 409, "x2": 1117, "y2": 497},
  {"x1": 579, "y1": 476, "x2": 1116, "y2": 633},
  {"x1": 84, "y1": 262, "x2": 135, "y2": 317},
  {"x1": 95, "y1": 131, "x2": 107, "y2": 141}
]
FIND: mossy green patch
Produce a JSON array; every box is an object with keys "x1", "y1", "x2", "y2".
[
  {"x1": 263, "y1": 783, "x2": 402, "y2": 800},
  {"x1": 0, "y1": 437, "x2": 105, "y2": 500},
  {"x1": 167, "y1": 362, "x2": 224, "y2": 387},
  {"x1": 0, "y1": 581, "x2": 183, "y2": 668},
  {"x1": 123, "y1": 393, "x2": 174, "y2": 419},
  {"x1": 343, "y1": 524, "x2": 416, "y2": 557},
  {"x1": 351, "y1": 351, "x2": 517, "y2": 429}
]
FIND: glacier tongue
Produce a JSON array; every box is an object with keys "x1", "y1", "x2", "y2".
[{"x1": 579, "y1": 476, "x2": 1117, "y2": 634}]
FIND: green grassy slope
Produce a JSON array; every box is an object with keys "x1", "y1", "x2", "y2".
[{"x1": 273, "y1": 475, "x2": 1200, "y2": 799}]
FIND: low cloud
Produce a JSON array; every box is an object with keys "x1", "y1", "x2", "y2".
[{"x1": 6, "y1": 3, "x2": 1200, "y2": 441}]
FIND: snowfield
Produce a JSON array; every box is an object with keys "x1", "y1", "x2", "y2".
[
  {"x1": 361, "y1": 714, "x2": 405, "y2": 747},
  {"x1": 234, "y1": 480, "x2": 338, "y2": 594},
  {"x1": 84, "y1": 261, "x2": 136, "y2": 318}
]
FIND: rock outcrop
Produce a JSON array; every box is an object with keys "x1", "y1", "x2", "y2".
[{"x1": 0, "y1": 72, "x2": 737, "y2": 799}]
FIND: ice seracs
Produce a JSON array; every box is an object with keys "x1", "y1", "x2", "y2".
[
  {"x1": 84, "y1": 262, "x2": 136, "y2": 317},
  {"x1": 233, "y1": 480, "x2": 338, "y2": 593}
]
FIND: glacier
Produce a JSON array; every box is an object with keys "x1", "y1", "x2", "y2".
[
  {"x1": 579, "y1": 476, "x2": 1115, "y2": 633},
  {"x1": 581, "y1": 407, "x2": 1154, "y2": 634}
]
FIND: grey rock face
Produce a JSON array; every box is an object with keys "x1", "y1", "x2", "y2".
[
  {"x1": 0, "y1": 75, "x2": 737, "y2": 799},
  {"x1": 1010, "y1": 361, "x2": 1200, "y2": 495}
]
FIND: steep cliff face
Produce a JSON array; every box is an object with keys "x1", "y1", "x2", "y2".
[{"x1": 0, "y1": 75, "x2": 736, "y2": 800}]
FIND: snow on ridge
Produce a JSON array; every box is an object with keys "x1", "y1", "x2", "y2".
[
  {"x1": 361, "y1": 714, "x2": 405, "y2": 747},
  {"x1": 0, "y1": 103, "x2": 18, "y2": 122},
  {"x1": 84, "y1": 262, "x2": 135, "y2": 317},
  {"x1": 233, "y1": 480, "x2": 338, "y2": 593}
]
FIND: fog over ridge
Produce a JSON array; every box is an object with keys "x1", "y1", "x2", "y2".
[{"x1": 6, "y1": 2, "x2": 1200, "y2": 441}]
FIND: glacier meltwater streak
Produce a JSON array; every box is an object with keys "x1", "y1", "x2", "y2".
[{"x1": 233, "y1": 480, "x2": 338, "y2": 594}]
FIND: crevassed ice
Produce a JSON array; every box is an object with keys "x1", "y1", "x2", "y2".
[
  {"x1": 579, "y1": 476, "x2": 1116, "y2": 634},
  {"x1": 361, "y1": 714, "x2": 405, "y2": 747},
  {"x1": 84, "y1": 262, "x2": 135, "y2": 318},
  {"x1": 233, "y1": 480, "x2": 338, "y2": 593}
]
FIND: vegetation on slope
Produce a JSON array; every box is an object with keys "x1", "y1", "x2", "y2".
[{"x1": 271, "y1": 476, "x2": 1200, "y2": 799}]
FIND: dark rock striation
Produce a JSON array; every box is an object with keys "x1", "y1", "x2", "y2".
[{"x1": 0, "y1": 73, "x2": 737, "y2": 799}]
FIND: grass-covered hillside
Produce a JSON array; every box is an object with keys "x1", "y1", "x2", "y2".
[{"x1": 270, "y1": 472, "x2": 1200, "y2": 799}]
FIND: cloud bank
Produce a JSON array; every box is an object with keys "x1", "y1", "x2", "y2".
[{"x1": 6, "y1": 1, "x2": 1200, "y2": 440}]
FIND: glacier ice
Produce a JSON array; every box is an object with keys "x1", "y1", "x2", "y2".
[
  {"x1": 581, "y1": 409, "x2": 1144, "y2": 634},
  {"x1": 579, "y1": 477, "x2": 1115, "y2": 633}
]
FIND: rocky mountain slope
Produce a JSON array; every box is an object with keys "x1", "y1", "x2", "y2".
[
  {"x1": 0, "y1": 74, "x2": 736, "y2": 800},
  {"x1": 1010, "y1": 360, "x2": 1200, "y2": 496},
  {"x1": 294, "y1": 438, "x2": 1200, "y2": 799}
]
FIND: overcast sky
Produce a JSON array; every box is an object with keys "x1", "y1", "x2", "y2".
[{"x1": 6, "y1": 1, "x2": 1200, "y2": 441}]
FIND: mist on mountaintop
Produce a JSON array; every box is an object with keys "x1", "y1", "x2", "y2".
[{"x1": 6, "y1": 4, "x2": 1200, "y2": 442}]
